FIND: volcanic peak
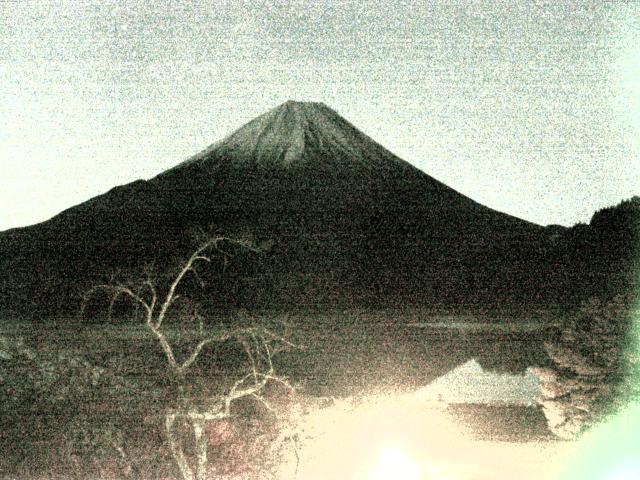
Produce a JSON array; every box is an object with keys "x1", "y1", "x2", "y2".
[{"x1": 176, "y1": 100, "x2": 405, "y2": 173}]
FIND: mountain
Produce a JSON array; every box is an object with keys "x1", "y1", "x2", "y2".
[{"x1": 1, "y1": 101, "x2": 560, "y2": 316}]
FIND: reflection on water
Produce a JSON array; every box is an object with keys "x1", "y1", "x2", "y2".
[
  {"x1": 408, "y1": 320, "x2": 545, "y2": 333},
  {"x1": 279, "y1": 314, "x2": 552, "y2": 397},
  {"x1": 417, "y1": 359, "x2": 541, "y2": 405}
]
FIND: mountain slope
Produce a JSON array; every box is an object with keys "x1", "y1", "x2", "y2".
[{"x1": 0, "y1": 101, "x2": 553, "y2": 316}]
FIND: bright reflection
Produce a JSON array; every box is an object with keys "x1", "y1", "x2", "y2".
[
  {"x1": 371, "y1": 447, "x2": 420, "y2": 480},
  {"x1": 280, "y1": 390, "x2": 577, "y2": 480},
  {"x1": 603, "y1": 465, "x2": 640, "y2": 480},
  {"x1": 560, "y1": 402, "x2": 640, "y2": 480}
]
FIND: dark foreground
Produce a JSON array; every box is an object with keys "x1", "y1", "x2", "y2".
[{"x1": 1, "y1": 309, "x2": 555, "y2": 479}]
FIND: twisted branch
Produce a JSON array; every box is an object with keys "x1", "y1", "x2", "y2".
[{"x1": 81, "y1": 234, "x2": 298, "y2": 480}]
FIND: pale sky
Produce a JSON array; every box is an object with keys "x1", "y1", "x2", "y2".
[{"x1": 1, "y1": 0, "x2": 639, "y2": 230}]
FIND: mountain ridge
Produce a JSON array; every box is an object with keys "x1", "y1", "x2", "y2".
[
  {"x1": 157, "y1": 100, "x2": 541, "y2": 233},
  {"x1": 1, "y1": 101, "x2": 562, "y2": 315}
]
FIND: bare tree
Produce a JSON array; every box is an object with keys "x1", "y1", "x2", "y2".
[
  {"x1": 82, "y1": 235, "x2": 300, "y2": 480},
  {"x1": 164, "y1": 325, "x2": 297, "y2": 480},
  {"x1": 82, "y1": 236, "x2": 258, "y2": 377}
]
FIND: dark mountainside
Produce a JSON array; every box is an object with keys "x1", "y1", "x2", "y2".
[{"x1": 0, "y1": 101, "x2": 636, "y2": 317}]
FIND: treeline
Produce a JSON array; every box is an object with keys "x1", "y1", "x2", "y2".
[
  {"x1": 532, "y1": 196, "x2": 640, "y2": 438},
  {"x1": 544, "y1": 196, "x2": 640, "y2": 308},
  {"x1": 532, "y1": 292, "x2": 638, "y2": 438}
]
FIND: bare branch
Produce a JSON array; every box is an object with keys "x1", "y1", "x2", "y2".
[
  {"x1": 155, "y1": 237, "x2": 225, "y2": 329},
  {"x1": 163, "y1": 322, "x2": 298, "y2": 480},
  {"x1": 165, "y1": 413, "x2": 195, "y2": 480},
  {"x1": 142, "y1": 279, "x2": 157, "y2": 313},
  {"x1": 263, "y1": 373, "x2": 297, "y2": 393},
  {"x1": 225, "y1": 372, "x2": 261, "y2": 415},
  {"x1": 265, "y1": 331, "x2": 299, "y2": 350},
  {"x1": 192, "y1": 417, "x2": 208, "y2": 480},
  {"x1": 147, "y1": 323, "x2": 178, "y2": 370},
  {"x1": 189, "y1": 267, "x2": 206, "y2": 289},
  {"x1": 177, "y1": 338, "x2": 215, "y2": 374},
  {"x1": 83, "y1": 234, "x2": 287, "y2": 480},
  {"x1": 262, "y1": 334, "x2": 274, "y2": 372},
  {"x1": 242, "y1": 337, "x2": 258, "y2": 384},
  {"x1": 82, "y1": 284, "x2": 153, "y2": 321},
  {"x1": 251, "y1": 393, "x2": 275, "y2": 413}
]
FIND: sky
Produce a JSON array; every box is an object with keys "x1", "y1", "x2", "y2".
[{"x1": 1, "y1": 0, "x2": 639, "y2": 230}]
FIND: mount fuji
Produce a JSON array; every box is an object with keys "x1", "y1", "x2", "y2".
[{"x1": 0, "y1": 101, "x2": 555, "y2": 315}]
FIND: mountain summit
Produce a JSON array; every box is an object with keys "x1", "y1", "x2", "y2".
[
  {"x1": 0, "y1": 102, "x2": 552, "y2": 315},
  {"x1": 157, "y1": 100, "x2": 499, "y2": 225},
  {"x1": 178, "y1": 101, "x2": 407, "y2": 171}
]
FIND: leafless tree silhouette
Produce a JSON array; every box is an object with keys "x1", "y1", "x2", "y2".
[{"x1": 82, "y1": 235, "x2": 300, "y2": 480}]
